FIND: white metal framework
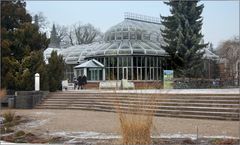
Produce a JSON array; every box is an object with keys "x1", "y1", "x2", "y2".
[{"x1": 43, "y1": 13, "x2": 218, "y2": 82}]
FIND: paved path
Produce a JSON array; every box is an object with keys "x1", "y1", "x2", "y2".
[
  {"x1": 64, "y1": 88, "x2": 240, "y2": 94},
  {"x1": 2, "y1": 109, "x2": 239, "y2": 138}
]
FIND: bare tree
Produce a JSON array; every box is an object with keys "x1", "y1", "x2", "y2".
[
  {"x1": 217, "y1": 36, "x2": 240, "y2": 85},
  {"x1": 68, "y1": 27, "x2": 75, "y2": 46},
  {"x1": 33, "y1": 12, "x2": 49, "y2": 33},
  {"x1": 55, "y1": 24, "x2": 68, "y2": 44},
  {"x1": 73, "y1": 23, "x2": 100, "y2": 45},
  {"x1": 66, "y1": 25, "x2": 76, "y2": 46},
  {"x1": 51, "y1": 22, "x2": 102, "y2": 47}
]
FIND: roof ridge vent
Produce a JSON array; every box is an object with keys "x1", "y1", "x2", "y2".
[{"x1": 124, "y1": 12, "x2": 161, "y2": 24}]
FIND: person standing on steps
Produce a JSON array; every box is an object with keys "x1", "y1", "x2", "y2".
[
  {"x1": 82, "y1": 75, "x2": 87, "y2": 89},
  {"x1": 77, "y1": 75, "x2": 83, "y2": 90},
  {"x1": 73, "y1": 77, "x2": 78, "y2": 90}
]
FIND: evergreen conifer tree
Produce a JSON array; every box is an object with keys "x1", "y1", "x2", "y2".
[
  {"x1": 49, "y1": 24, "x2": 61, "y2": 48},
  {"x1": 47, "y1": 51, "x2": 65, "y2": 92},
  {"x1": 161, "y1": 0, "x2": 208, "y2": 77},
  {"x1": 1, "y1": 1, "x2": 49, "y2": 90}
]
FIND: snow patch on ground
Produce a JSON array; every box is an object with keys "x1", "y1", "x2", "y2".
[
  {"x1": 0, "y1": 141, "x2": 16, "y2": 144},
  {"x1": 1, "y1": 132, "x2": 238, "y2": 144},
  {"x1": 153, "y1": 134, "x2": 239, "y2": 140},
  {"x1": 0, "y1": 141, "x2": 36, "y2": 145},
  {"x1": 50, "y1": 131, "x2": 119, "y2": 139},
  {"x1": 16, "y1": 119, "x2": 49, "y2": 129},
  {"x1": 34, "y1": 111, "x2": 54, "y2": 116},
  {"x1": 50, "y1": 131, "x2": 239, "y2": 141}
]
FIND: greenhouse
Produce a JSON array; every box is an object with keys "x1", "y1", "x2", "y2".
[{"x1": 44, "y1": 12, "x2": 218, "y2": 88}]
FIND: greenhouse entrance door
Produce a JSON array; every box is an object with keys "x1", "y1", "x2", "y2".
[{"x1": 122, "y1": 67, "x2": 128, "y2": 80}]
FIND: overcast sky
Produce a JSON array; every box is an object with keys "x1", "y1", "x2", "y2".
[{"x1": 26, "y1": 1, "x2": 239, "y2": 48}]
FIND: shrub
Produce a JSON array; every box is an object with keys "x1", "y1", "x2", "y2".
[
  {"x1": 3, "y1": 111, "x2": 15, "y2": 123},
  {"x1": 14, "y1": 130, "x2": 26, "y2": 138}
]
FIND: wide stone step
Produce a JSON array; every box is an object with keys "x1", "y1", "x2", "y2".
[
  {"x1": 81, "y1": 104, "x2": 239, "y2": 113},
  {"x1": 37, "y1": 92, "x2": 240, "y2": 121},
  {"x1": 45, "y1": 95, "x2": 240, "y2": 100},
  {"x1": 35, "y1": 105, "x2": 239, "y2": 121},
  {"x1": 41, "y1": 99, "x2": 240, "y2": 108},
  {"x1": 42, "y1": 98, "x2": 239, "y2": 105},
  {"x1": 36, "y1": 102, "x2": 240, "y2": 113},
  {"x1": 48, "y1": 94, "x2": 240, "y2": 100},
  {"x1": 48, "y1": 92, "x2": 239, "y2": 96},
  {"x1": 49, "y1": 92, "x2": 239, "y2": 96}
]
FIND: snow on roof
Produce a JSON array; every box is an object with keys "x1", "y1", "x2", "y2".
[
  {"x1": 202, "y1": 48, "x2": 219, "y2": 60},
  {"x1": 74, "y1": 59, "x2": 104, "y2": 69}
]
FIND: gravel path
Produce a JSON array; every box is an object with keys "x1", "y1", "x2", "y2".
[{"x1": 2, "y1": 109, "x2": 239, "y2": 138}]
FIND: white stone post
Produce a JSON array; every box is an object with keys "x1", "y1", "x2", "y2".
[
  {"x1": 35, "y1": 73, "x2": 40, "y2": 91},
  {"x1": 102, "y1": 68, "x2": 105, "y2": 81}
]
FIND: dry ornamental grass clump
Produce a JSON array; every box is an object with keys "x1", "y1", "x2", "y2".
[
  {"x1": 119, "y1": 113, "x2": 153, "y2": 145},
  {"x1": 116, "y1": 94, "x2": 157, "y2": 145}
]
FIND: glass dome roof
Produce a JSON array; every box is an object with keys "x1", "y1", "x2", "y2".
[
  {"x1": 44, "y1": 12, "x2": 218, "y2": 65},
  {"x1": 44, "y1": 14, "x2": 168, "y2": 64},
  {"x1": 85, "y1": 16, "x2": 167, "y2": 58},
  {"x1": 104, "y1": 19, "x2": 163, "y2": 42},
  {"x1": 60, "y1": 42, "x2": 106, "y2": 64}
]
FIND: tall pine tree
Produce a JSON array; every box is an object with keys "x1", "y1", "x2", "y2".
[
  {"x1": 1, "y1": 1, "x2": 49, "y2": 90},
  {"x1": 161, "y1": 0, "x2": 208, "y2": 77},
  {"x1": 48, "y1": 51, "x2": 65, "y2": 92}
]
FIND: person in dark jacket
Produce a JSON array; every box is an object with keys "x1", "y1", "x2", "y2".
[
  {"x1": 82, "y1": 75, "x2": 87, "y2": 89},
  {"x1": 73, "y1": 77, "x2": 78, "y2": 90},
  {"x1": 77, "y1": 75, "x2": 83, "y2": 90}
]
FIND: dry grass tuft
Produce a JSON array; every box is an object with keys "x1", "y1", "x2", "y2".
[
  {"x1": 116, "y1": 95, "x2": 157, "y2": 145},
  {"x1": 119, "y1": 113, "x2": 153, "y2": 145},
  {"x1": 3, "y1": 111, "x2": 16, "y2": 123}
]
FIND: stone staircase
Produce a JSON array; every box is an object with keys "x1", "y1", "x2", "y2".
[{"x1": 35, "y1": 92, "x2": 240, "y2": 121}]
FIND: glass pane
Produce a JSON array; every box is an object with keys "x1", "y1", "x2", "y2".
[
  {"x1": 128, "y1": 57, "x2": 131, "y2": 67},
  {"x1": 142, "y1": 68, "x2": 145, "y2": 80},
  {"x1": 123, "y1": 57, "x2": 128, "y2": 66},
  {"x1": 133, "y1": 67, "x2": 137, "y2": 80},
  {"x1": 87, "y1": 70, "x2": 91, "y2": 80},
  {"x1": 116, "y1": 32, "x2": 122, "y2": 40},
  {"x1": 123, "y1": 32, "x2": 128, "y2": 39},
  {"x1": 137, "y1": 57, "x2": 141, "y2": 66},
  {"x1": 128, "y1": 68, "x2": 131, "y2": 80},
  {"x1": 119, "y1": 57, "x2": 122, "y2": 67},
  {"x1": 133, "y1": 57, "x2": 137, "y2": 67},
  {"x1": 119, "y1": 68, "x2": 122, "y2": 80},
  {"x1": 111, "y1": 33, "x2": 115, "y2": 40},
  {"x1": 142, "y1": 56, "x2": 145, "y2": 67},
  {"x1": 99, "y1": 70, "x2": 102, "y2": 80},
  {"x1": 137, "y1": 32, "x2": 141, "y2": 40},
  {"x1": 130, "y1": 32, "x2": 136, "y2": 39}
]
